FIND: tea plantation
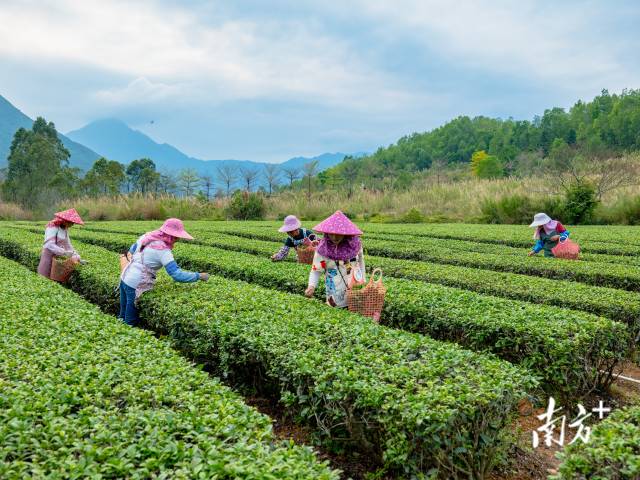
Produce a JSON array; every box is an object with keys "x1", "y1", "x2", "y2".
[{"x1": 1, "y1": 220, "x2": 639, "y2": 479}]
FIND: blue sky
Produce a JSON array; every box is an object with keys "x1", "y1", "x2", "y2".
[{"x1": 1, "y1": 0, "x2": 639, "y2": 162}]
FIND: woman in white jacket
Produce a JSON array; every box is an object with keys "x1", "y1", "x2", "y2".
[{"x1": 305, "y1": 211, "x2": 365, "y2": 308}]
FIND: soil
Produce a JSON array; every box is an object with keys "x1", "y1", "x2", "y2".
[{"x1": 245, "y1": 396, "x2": 391, "y2": 480}]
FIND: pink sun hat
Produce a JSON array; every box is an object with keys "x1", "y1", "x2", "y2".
[
  {"x1": 160, "y1": 218, "x2": 194, "y2": 240},
  {"x1": 313, "y1": 210, "x2": 362, "y2": 235},
  {"x1": 54, "y1": 208, "x2": 84, "y2": 225},
  {"x1": 278, "y1": 215, "x2": 302, "y2": 233}
]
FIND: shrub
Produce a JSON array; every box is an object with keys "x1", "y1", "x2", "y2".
[
  {"x1": 0, "y1": 256, "x2": 336, "y2": 479},
  {"x1": 480, "y1": 194, "x2": 566, "y2": 224},
  {"x1": 226, "y1": 191, "x2": 266, "y2": 220},
  {"x1": 563, "y1": 182, "x2": 599, "y2": 224},
  {"x1": 0, "y1": 226, "x2": 535, "y2": 478},
  {"x1": 399, "y1": 207, "x2": 424, "y2": 223},
  {"x1": 481, "y1": 194, "x2": 536, "y2": 224},
  {"x1": 553, "y1": 405, "x2": 640, "y2": 479},
  {"x1": 603, "y1": 195, "x2": 640, "y2": 225}
]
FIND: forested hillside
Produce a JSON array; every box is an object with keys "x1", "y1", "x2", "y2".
[{"x1": 327, "y1": 89, "x2": 640, "y2": 186}]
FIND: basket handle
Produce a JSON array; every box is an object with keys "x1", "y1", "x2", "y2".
[{"x1": 370, "y1": 268, "x2": 383, "y2": 285}]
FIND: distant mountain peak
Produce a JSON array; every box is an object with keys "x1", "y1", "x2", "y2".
[{"x1": 0, "y1": 94, "x2": 101, "y2": 170}]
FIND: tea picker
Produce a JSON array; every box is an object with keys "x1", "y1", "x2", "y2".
[
  {"x1": 305, "y1": 211, "x2": 366, "y2": 308},
  {"x1": 119, "y1": 218, "x2": 210, "y2": 327},
  {"x1": 38, "y1": 208, "x2": 85, "y2": 281},
  {"x1": 271, "y1": 215, "x2": 319, "y2": 264},
  {"x1": 528, "y1": 213, "x2": 580, "y2": 259}
]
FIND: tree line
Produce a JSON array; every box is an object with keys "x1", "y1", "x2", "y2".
[
  {"x1": 325, "y1": 88, "x2": 640, "y2": 188},
  {"x1": 0, "y1": 117, "x2": 324, "y2": 213}
]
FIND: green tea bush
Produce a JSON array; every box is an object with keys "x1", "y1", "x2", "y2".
[
  {"x1": 0, "y1": 227, "x2": 535, "y2": 478},
  {"x1": 65, "y1": 225, "x2": 640, "y2": 331},
  {"x1": 0, "y1": 256, "x2": 336, "y2": 479},
  {"x1": 169, "y1": 223, "x2": 640, "y2": 292},
  {"x1": 18, "y1": 226, "x2": 628, "y2": 401},
  {"x1": 552, "y1": 405, "x2": 640, "y2": 480}
]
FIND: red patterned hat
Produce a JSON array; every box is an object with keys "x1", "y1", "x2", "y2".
[
  {"x1": 54, "y1": 208, "x2": 84, "y2": 225},
  {"x1": 313, "y1": 210, "x2": 362, "y2": 235}
]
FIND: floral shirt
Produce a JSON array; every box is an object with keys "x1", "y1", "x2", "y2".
[{"x1": 308, "y1": 249, "x2": 365, "y2": 308}]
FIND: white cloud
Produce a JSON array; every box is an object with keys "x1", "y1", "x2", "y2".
[
  {"x1": 94, "y1": 77, "x2": 185, "y2": 105},
  {"x1": 348, "y1": 0, "x2": 636, "y2": 93},
  {"x1": 0, "y1": 0, "x2": 420, "y2": 111}
]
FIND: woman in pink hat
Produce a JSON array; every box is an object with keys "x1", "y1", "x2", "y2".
[
  {"x1": 271, "y1": 215, "x2": 318, "y2": 261},
  {"x1": 119, "y1": 218, "x2": 210, "y2": 326},
  {"x1": 37, "y1": 208, "x2": 85, "y2": 279},
  {"x1": 305, "y1": 211, "x2": 366, "y2": 308}
]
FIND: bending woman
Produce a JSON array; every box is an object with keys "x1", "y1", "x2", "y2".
[
  {"x1": 271, "y1": 215, "x2": 317, "y2": 261},
  {"x1": 37, "y1": 208, "x2": 84, "y2": 279},
  {"x1": 120, "y1": 218, "x2": 209, "y2": 326},
  {"x1": 528, "y1": 212, "x2": 570, "y2": 258}
]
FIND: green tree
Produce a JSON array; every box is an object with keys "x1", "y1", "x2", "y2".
[
  {"x1": 83, "y1": 157, "x2": 125, "y2": 196},
  {"x1": 471, "y1": 150, "x2": 504, "y2": 179},
  {"x1": 126, "y1": 158, "x2": 157, "y2": 193},
  {"x1": 3, "y1": 117, "x2": 72, "y2": 210}
]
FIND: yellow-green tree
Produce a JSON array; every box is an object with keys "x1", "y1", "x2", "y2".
[{"x1": 471, "y1": 150, "x2": 504, "y2": 179}]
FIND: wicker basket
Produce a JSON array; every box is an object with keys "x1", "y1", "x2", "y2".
[
  {"x1": 296, "y1": 245, "x2": 316, "y2": 265},
  {"x1": 50, "y1": 256, "x2": 79, "y2": 283},
  {"x1": 347, "y1": 268, "x2": 386, "y2": 322}
]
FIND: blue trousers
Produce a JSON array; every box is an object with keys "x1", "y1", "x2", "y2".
[{"x1": 119, "y1": 280, "x2": 139, "y2": 326}]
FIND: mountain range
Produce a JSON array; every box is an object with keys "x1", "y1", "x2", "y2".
[
  {"x1": 66, "y1": 118, "x2": 354, "y2": 175},
  {"x1": 0, "y1": 95, "x2": 101, "y2": 170},
  {"x1": 1, "y1": 95, "x2": 359, "y2": 182}
]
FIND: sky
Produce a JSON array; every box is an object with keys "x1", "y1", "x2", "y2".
[{"x1": 1, "y1": 0, "x2": 639, "y2": 162}]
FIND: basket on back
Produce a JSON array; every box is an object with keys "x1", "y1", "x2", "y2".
[
  {"x1": 552, "y1": 238, "x2": 581, "y2": 260},
  {"x1": 50, "y1": 256, "x2": 79, "y2": 283},
  {"x1": 347, "y1": 268, "x2": 386, "y2": 322}
]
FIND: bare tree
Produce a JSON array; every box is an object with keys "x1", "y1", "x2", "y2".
[
  {"x1": 589, "y1": 155, "x2": 640, "y2": 199},
  {"x1": 201, "y1": 174, "x2": 214, "y2": 201},
  {"x1": 263, "y1": 164, "x2": 281, "y2": 196},
  {"x1": 302, "y1": 160, "x2": 319, "y2": 200},
  {"x1": 542, "y1": 148, "x2": 640, "y2": 199},
  {"x1": 216, "y1": 164, "x2": 237, "y2": 197},
  {"x1": 156, "y1": 173, "x2": 177, "y2": 194},
  {"x1": 430, "y1": 158, "x2": 448, "y2": 186},
  {"x1": 340, "y1": 157, "x2": 360, "y2": 198},
  {"x1": 240, "y1": 167, "x2": 259, "y2": 192},
  {"x1": 178, "y1": 169, "x2": 201, "y2": 197},
  {"x1": 281, "y1": 167, "x2": 301, "y2": 188}
]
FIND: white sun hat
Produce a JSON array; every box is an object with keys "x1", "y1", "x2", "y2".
[{"x1": 529, "y1": 213, "x2": 552, "y2": 227}]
